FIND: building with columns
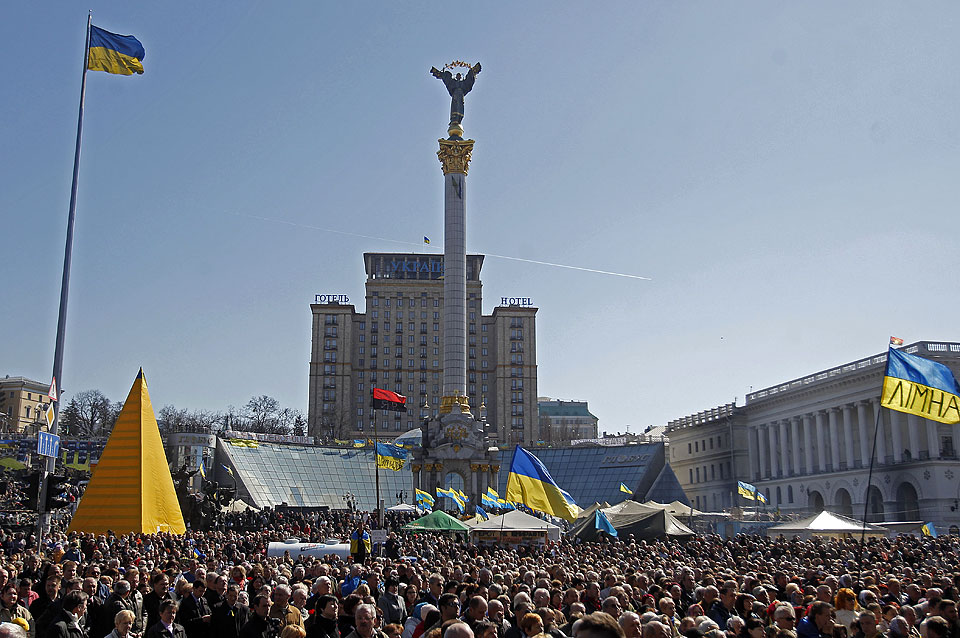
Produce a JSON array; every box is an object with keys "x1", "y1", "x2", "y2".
[{"x1": 669, "y1": 341, "x2": 960, "y2": 531}]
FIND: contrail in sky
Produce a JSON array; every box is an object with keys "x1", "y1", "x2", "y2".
[{"x1": 234, "y1": 212, "x2": 652, "y2": 281}]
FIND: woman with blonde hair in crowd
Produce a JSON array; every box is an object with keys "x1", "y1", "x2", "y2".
[{"x1": 835, "y1": 589, "x2": 859, "y2": 633}]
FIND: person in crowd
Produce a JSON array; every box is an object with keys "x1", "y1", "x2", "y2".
[
  {"x1": 48, "y1": 591, "x2": 88, "y2": 638},
  {"x1": 212, "y1": 584, "x2": 250, "y2": 638},
  {"x1": 0, "y1": 584, "x2": 32, "y2": 638},
  {"x1": 107, "y1": 610, "x2": 137, "y2": 638}
]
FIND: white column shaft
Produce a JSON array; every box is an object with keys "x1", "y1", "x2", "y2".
[
  {"x1": 927, "y1": 420, "x2": 940, "y2": 459},
  {"x1": 803, "y1": 415, "x2": 814, "y2": 474},
  {"x1": 815, "y1": 412, "x2": 827, "y2": 472},
  {"x1": 872, "y1": 399, "x2": 888, "y2": 464},
  {"x1": 829, "y1": 409, "x2": 841, "y2": 471},
  {"x1": 857, "y1": 402, "x2": 871, "y2": 468},
  {"x1": 907, "y1": 414, "x2": 922, "y2": 460},
  {"x1": 890, "y1": 409, "x2": 904, "y2": 462},
  {"x1": 768, "y1": 425, "x2": 779, "y2": 478},
  {"x1": 442, "y1": 172, "x2": 467, "y2": 396},
  {"x1": 747, "y1": 426, "x2": 758, "y2": 481},
  {"x1": 758, "y1": 426, "x2": 768, "y2": 479},
  {"x1": 842, "y1": 405, "x2": 856, "y2": 469},
  {"x1": 779, "y1": 421, "x2": 791, "y2": 476},
  {"x1": 791, "y1": 418, "x2": 801, "y2": 477}
]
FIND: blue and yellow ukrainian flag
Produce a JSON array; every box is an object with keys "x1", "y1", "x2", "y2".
[
  {"x1": 497, "y1": 498, "x2": 515, "y2": 510},
  {"x1": 737, "y1": 480, "x2": 757, "y2": 500},
  {"x1": 437, "y1": 487, "x2": 465, "y2": 513},
  {"x1": 882, "y1": 347, "x2": 960, "y2": 424},
  {"x1": 921, "y1": 522, "x2": 938, "y2": 538},
  {"x1": 375, "y1": 442, "x2": 408, "y2": 471},
  {"x1": 756, "y1": 490, "x2": 768, "y2": 504},
  {"x1": 481, "y1": 492, "x2": 497, "y2": 509},
  {"x1": 423, "y1": 236, "x2": 431, "y2": 245},
  {"x1": 88, "y1": 25, "x2": 145, "y2": 76},
  {"x1": 198, "y1": 462, "x2": 206, "y2": 479},
  {"x1": 619, "y1": 482, "x2": 633, "y2": 495},
  {"x1": 487, "y1": 487, "x2": 499, "y2": 499},
  {"x1": 476, "y1": 506, "x2": 489, "y2": 521},
  {"x1": 505, "y1": 445, "x2": 579, "y2": 522},
  {"x1": 415, "y1": 488, "x2": 435, "y2": 506}
]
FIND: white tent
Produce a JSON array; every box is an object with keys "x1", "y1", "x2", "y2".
[
  {"x1": 470, "y1": 510, "x2": 562, "y2": 544},
  {"x1": 387, "y1": 503, "x2": 417, "y2": 512},
  {"x1": 768, "y1": 510, "x2": 887, "y2": 539}
]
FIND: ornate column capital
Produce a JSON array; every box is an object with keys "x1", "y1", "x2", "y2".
[
  {"x1": 470, "y1": 463, "x2": 481, "y2": 472},
  {"x1": 438, "y1": 139, "x2": 475, "y2": 175},
  {"x1": 412, "y1": 464, "x2": 422, "y2": 473}
]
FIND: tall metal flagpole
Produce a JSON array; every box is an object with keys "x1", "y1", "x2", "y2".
[{"x1": 39, "y1": 12, "x2": 92, "y2": 536}]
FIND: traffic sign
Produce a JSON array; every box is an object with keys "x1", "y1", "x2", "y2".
[
  {"x1": 37, "y1": 432, "x2": 60, "y2": 458},
  {"x1": 48, "y1": 378, "x2": 58, "y2": 402},
  {"x1": 369, "y1": 528, "x2": 388, "y2": 544}
]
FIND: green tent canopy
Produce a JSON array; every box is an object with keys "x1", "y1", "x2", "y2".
[{"x1": 402, "y1": 510, "x2": 471, "y2": 533}]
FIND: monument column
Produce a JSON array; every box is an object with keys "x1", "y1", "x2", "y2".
[
  {"x1": 437, "y1": 139, "x2": 474, "y2": 410},
  {"x1": 803, "y1": 414, "x2": 814, "y2": 475},
  {"x1": 747, "y1": 426, "x2": 758, "y2": 481}
]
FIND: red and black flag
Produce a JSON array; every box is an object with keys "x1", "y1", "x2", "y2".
[{"x1": 372, "y1": 388, "x2": 407, "y2": 412}]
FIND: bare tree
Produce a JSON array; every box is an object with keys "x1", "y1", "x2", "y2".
[
  {"x1": 244, "y1": 395, "x2": 281, "y2": 434},
  {"x1": 64, "y1": 390, "x2": 112, "y2": 437}
]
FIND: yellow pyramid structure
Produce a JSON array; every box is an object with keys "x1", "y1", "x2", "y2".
[{"x1": 69, "y1": 369, "x2": 186, "y2": 534}]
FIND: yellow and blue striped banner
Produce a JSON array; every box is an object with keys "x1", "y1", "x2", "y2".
[
  {"x1": 619, "y1": 482, "x2": 633, "y2": 495},
  {"x1": 882, "y1": 347, "x2": 960, "y2": 424},
  {"x1": 88, "y1": 25, "x2": 145, "y2": 76},
  {"x1": 415, "y1": 488, "x2": 435, "y2": 505},
  {"x1": 505, "y1": 445, "x2": 579, "y2": 522}
]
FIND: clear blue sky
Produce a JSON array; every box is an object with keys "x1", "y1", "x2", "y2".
[{"x1": 3, "y1": 3, "x2": 959, "y2": 432}]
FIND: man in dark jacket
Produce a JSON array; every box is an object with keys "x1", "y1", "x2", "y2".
[
  {"x1": 97, "y1": 580, "x2": 135, "y2": 638},
  {"x1": 48, "y1": 590, "x2": 88, "y2": 638},
  {"x1": 212, "y1": 585, "x2": 250, "y2": 638},
  {"x1": 176, "y1": 581, "x2": 212, "y2": 638},
  {"x1": 146, "y1": 600, "x2": 188, "y2": 638},
  {"x1": 240, "y1": 595, "x2": 276, "y2": 638}
]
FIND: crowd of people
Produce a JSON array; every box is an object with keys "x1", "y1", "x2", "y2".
[{"x1": 0, "y1": 507, "x2": 956, "y2": 638}]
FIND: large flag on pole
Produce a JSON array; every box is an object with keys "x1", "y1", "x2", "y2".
[
  {"x1": 88, "y1": 25, "x2": 145, "y2": 75},
  {"x1": 505, "y1": 445, "x2": 579, "y2": 522},
  {"x1": 882, "y1": 347, "x2": 960, "y2": 424},
  {"x1": 372, "y1": 388, "x2": 407, "y2": 412},
  {"x1": 737, "y1": 481, "x2": 757, "y2": 500}
]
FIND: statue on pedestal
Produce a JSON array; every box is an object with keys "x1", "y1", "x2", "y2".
[{"x1": 431, "y1": 61, "x2": 481, "y2": 138}]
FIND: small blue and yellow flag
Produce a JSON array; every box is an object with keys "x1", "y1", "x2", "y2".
[
  {"x1": 921, "y1": 522, "x2": 938, "y2": 538},
  {"x1": 375, "y1": 442, "x2": 408, "y2": 471},
  {"x1": 619, "y1": 482, "x2": 633, "y2": 495},
  {"x1": 487, "y1": 487, "x2": 499, "y2": 500},
  {"x1": 476, "y1": 506, "x2": 489, "y2": 521},
  {"x1": 198, "y1": 462, "x2": 206, "y2": 479},
  {"x1": 497, "y1": 498, "x2": 515, "y2": 510},
  {"x1": 737, "y1": 480, "x2": 756, "y2": 500},
  {"x1": 481, "y1": 493, "x2": 498, "y2": 509},
  {"x1": 88, "y1": 25, "x2": 145, "y2": 76},
  {"x1": 506, "y1": 445, "x2": 579, "y2": 522},
  {"x1": 882, "y1": 347, "x2": 960, "y2": 424},
  {"x1": 221, "y1": 463, "x2": 234, "y2": 478},
  {"x1": 423, "y1": 236, "x2": 431, "y2": 245},
  {"x1": 756, "y1": 490, "x2": 768, "y2": 504}
]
